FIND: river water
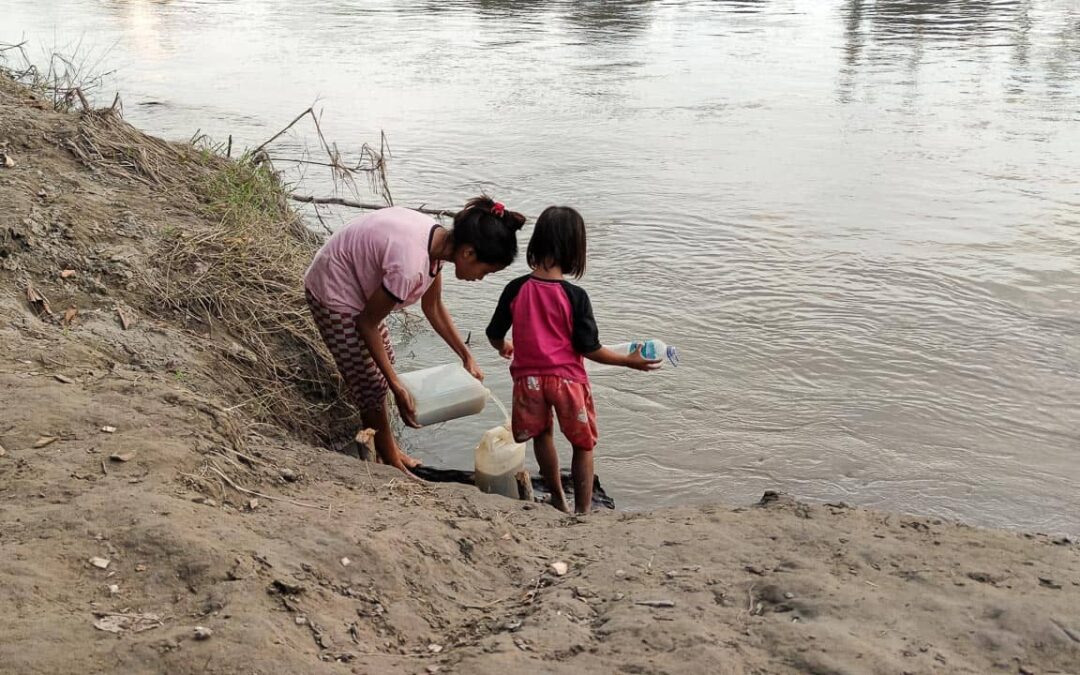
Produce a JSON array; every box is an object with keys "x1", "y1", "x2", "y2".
[{"x1": 5, "y1": 0, "x2": 1079, "y2": 534}]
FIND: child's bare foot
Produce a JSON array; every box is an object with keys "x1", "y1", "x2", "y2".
[{"x1": 399, "y1": 453, "x2": 422, "y2": 469}]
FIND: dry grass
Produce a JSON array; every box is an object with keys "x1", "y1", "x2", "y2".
[
  {"x1": 146, "y1": 151, "x2": 361, "y2": 442},
  {"x1": 67, "y1": 105, "x2": 222, "y2": 187},
  {"x1": 30, "y1": 86, "x2": 364, "y2": 443},
  {"x1": 2, "y1": 47, "x2": 403, "y2": 445},
  {"x1": 0, "y1": 40, "x2": 115, "y2": 112}
]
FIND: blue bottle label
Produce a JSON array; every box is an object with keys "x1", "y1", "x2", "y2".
[{"x1": 630, "y1": 340, "x2": 657, "y2": 360}]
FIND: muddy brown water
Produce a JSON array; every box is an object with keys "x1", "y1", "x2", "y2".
[{"x1": 5, "y1": 0, "x2": 1078, "y2": 533}]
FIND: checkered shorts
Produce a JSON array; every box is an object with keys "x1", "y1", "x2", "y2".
[{"x1": 306, "y1": 289, "x2": 394, "y2": 412}]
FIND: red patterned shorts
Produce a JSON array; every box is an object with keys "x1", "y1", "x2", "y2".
[
  {"x1": 306, "y1": 289, "x2": 393, "y2": 412},
  {"x1": 512, "y1": 375, "x2": 598, "y2": 450}
]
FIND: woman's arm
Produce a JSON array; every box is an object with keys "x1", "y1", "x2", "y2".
[
  {"x1": 421, "y1": 272, "x2": 483, "y2": 380},
  {"x1": 356, "y1": 286, "x2": 420, "y2": 427}
]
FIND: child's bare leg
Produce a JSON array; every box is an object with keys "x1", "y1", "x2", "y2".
[
  {"x1": 571, "y1": 446, "x2": 594, "y2": 515},
  {"x1": 533, "y1": 428, "x2": 570, "y2": 513},
  {"x1": 361, "y1": 406, "x2": 421, "y2": 470}
]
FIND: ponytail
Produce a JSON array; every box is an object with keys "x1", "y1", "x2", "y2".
[{"x1": 450, "y1": 196, "x2": 527, "y2": 266}]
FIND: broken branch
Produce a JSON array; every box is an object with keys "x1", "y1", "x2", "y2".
[{"x1": 290, "y1": 194, "x2": 455, "y2": 217}]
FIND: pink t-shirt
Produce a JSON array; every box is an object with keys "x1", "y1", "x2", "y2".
[{"x1": 304, "y1": 207, "x2": 443, "y2": 315}]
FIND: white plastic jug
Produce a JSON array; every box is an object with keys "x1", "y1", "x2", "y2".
[
  {"x1": 474, "y1": 424, "x2": 526, "y2": 499},
  {"x1": 397, "y1": 364, "x2": 488, "y2": 426},
  {"x1": 608, "y1": 339, "x2": 680, "y2": 367}
]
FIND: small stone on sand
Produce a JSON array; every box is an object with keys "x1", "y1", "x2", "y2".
[
  {"x1": 193, "y1": 626, "x2": 213, "y2": 640},
  {"x1": 550, "y1": 561, "x2": 569, "y2": 576},
  {"x1": 89, "y1": 557, "x2": 110, "y2": 569}
]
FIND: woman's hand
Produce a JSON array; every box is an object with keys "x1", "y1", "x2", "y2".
[
  {"x1": 391, "y1": 382, "x2": 422, "y2": 428},
  {"x1": 624, "y1": 344, "x2": 663, "y2": 372},
  {"x1": 497, "y1": 339, "x2": 514, "y2": 360},
  {"x1": 463, "y1": 353, "x2": 484, "y2": 381}
]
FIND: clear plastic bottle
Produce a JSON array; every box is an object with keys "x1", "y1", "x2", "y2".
[{"x1": 608, "y1": 339, "x2": 680, "y2": 367}]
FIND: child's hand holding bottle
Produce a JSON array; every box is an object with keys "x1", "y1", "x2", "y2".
[
  {"x1": 584, "y1": 344, "x2": 662, "y2": 371},
  {"x1": 624, "y1": 343, "x2": 663, "y2": 371}
]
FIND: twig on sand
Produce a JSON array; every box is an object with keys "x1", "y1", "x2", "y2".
[
  {"x1": 198, "y1": 465, "x2": 324, "y2": 510},
  {"x1": 635, "y1": 600, "x2": 676, "y2": 608},
  {"x1": 524, "y1": 576, "x2": 543, "y2": 605},
  {"x1": 290, "y1": 194, "x2": 455, "y2": 217},
  {"x1": 457, "y1": 594, "x2": 513, "y2": 611}
]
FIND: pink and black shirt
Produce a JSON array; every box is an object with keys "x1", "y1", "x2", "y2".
[{"x1": 486, "y1": 275, "x2": 601, "y2": 384}]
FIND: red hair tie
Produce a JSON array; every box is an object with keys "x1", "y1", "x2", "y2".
[{"x1": 491, "y1": 202, "x2": 505, "y2": 217}]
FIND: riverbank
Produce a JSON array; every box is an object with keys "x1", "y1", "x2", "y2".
[{"x1": 1, "y1": 75, "x2": 1078, "y2": 675}]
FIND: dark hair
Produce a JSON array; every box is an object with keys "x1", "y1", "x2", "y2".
[
  {"x1": 526, "y1": 206, "x2": 587, "y2": 278},
  {"x1": 450, "y1": 196, "x2": 527, "y2": 267}
]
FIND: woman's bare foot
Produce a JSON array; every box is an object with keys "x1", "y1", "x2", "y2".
[
  {"x1": 549, "y1": 493, "x2": 572, "y2": 514},
  {"x1": 383, "y1": 454, "x2": 425, "y2": 482}
]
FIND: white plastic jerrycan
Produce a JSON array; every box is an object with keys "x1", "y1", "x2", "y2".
[
  {"x1": 474, "y1": 424, "x2": 526, "y2": 499},
  {"x1": 397, "y1": 364, "x2": 488, "y2": 426},
  {"x1": 607, "y1": 339, "x2": 680, "y2": 367}
]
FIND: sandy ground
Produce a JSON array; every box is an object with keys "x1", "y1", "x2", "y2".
[{"x1": 1, "y1": 75, "x2": 1079, "y2": 675}]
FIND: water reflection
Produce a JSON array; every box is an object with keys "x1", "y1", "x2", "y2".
[
  {"x1": 558, "y1": 0, "x2": 656, "y2": 36},
  {"x1": 859, "y1": 0, "x2": 1025, "y2": 39},
  {"x1": 837, "y1": 0, "x2": 1080, "y2": 104},
  {"x1": 841, "y1": 0, "x2": 1026, "y2": 66},
  {"x1": 707, "y1": 0, "x2": 770, "y2": 13},
  {"x1": 1041, "y1": 6, "x2": 1080, "y2": 95},
  {"x1": 452, "y1": 0, "x2": 658, "y2": 37}
]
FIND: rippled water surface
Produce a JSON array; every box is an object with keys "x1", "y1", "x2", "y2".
[{"x1": 5, "y1": 0, "x2": 1078, "y2": 533}]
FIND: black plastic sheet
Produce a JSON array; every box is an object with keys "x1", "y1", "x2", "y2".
[{"x1": 411, "y1": 465, "x2": 616, "y2": 510}]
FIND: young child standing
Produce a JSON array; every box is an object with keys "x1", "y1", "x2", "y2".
[{"x1": 486, "y1": 206, "x2": 660, "y2": 514}]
